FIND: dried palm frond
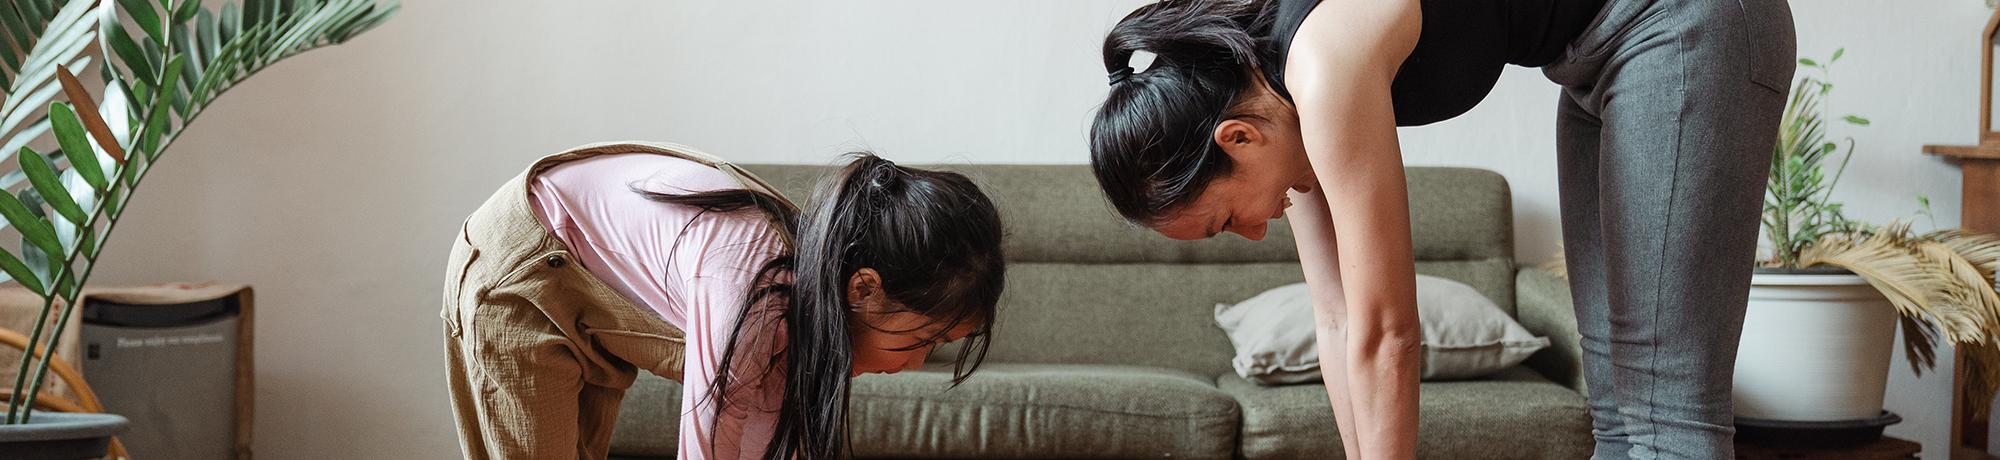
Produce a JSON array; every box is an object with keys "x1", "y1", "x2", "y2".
[
  {"x1": 1796, "y1": 223, "x2": 2000, "y2": 418},
  {"x1": 1924, "y1": 229, "x2": 2000, "y2": 419},
  {"x1": 1800, "y1": 226, "x2": 1956, "y2": 372},
  {"x1": 1541, "y1": 243, "x2": 1567, "y2": 278},
  {"x1": 1927, "y1": 229, "x2": 2000, "y2": 285},
  {"x1": 1964, "y1": 341, "x2": 2000, "y2": 419},
  {"x1": 1917, "y1": 241, "x2": 2000, "y2": 344}
]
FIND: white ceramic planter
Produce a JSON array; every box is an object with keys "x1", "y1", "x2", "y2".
[{"x1": 1733, "y1": 272, "x2": 1898, "y2": 422}]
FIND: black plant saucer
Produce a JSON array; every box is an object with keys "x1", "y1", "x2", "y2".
[
  {"x1": 1750, "y1": 265, "x2": 1857, "y2": 276},
  {"x1": 1735, "y1": 411, "x2": 1903, "y2": 449}
]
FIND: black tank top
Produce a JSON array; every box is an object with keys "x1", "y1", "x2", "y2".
[{"x1": 1262, "y1": 0, "x2": 1605, "y2": 126}]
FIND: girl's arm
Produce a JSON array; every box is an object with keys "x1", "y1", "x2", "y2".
[
  {"x1": 678, "y1": 309, "x2": 785, "y2": 460},
  {"x1": 1285, "y1": 0, "x2": 1424, "y2": 458},
  {"x1": 678, "y1": 230, "x2": 789, "y2": 460}
]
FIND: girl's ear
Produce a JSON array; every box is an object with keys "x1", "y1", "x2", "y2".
[{"x1": 846, "y1": 268, "x2": 884, "y2": 310}]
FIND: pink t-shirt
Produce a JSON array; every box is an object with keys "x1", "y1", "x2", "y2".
[{"x1": 527, "y1": 153, "x2": 787, "y2": 460}]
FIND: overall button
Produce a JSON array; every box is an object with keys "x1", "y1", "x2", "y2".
[{"x1": 546, "y1": 255, "x2": 565, "y2": 268}]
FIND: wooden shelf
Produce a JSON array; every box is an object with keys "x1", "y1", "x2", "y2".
[{"x1": 1924, "y1": 144, "x2": 2000, "y2": 160}]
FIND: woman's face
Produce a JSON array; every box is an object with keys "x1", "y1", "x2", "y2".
[
  {"x1": 1153, "y1": 104, "x2": 1317, "y2": 241},
  {"x1": 845, "y1": 268, "x2": 986, "y2": 376}
]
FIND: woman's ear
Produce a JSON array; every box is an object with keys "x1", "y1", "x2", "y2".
[
  {"x1": 1213, "y1": 119, "x2": 1264, "y2": 161},
  {"x1": 846, "y1": 268, "x2": 884, "y2": 310}
]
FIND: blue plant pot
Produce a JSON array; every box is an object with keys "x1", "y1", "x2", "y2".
[{"x1": 0, "y1": 412, "x2": 128, "y2": 460}]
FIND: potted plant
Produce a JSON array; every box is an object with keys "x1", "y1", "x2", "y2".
[
  {"x1": 1734, "y1": 49, "x2": 2000, "y2": 446},
  {"x1": 0, "y1": 0, "x2": 393, "y2": 457}
]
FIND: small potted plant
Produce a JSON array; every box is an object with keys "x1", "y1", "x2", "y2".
[
  {"x1": 1734, "y1": 49, "x2": 2000, "y2": 446},
  {"x1": 0, "y1": 0, "x2": 393, "y2": 457}
]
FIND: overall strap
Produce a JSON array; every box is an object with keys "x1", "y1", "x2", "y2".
[
  {"x1": 533, "y1": 141, "x2": 801, "y2": 212},
  {"x1": 529, "y1": 141, "x2": 802, "y2": 248}
]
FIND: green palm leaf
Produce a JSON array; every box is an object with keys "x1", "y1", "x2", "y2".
[
  {"x1": 47, "y1": 101, "x2": 102, "y2": 189},
  {"x1": 1766, "y1": 53, "x2": 1862, "y2": 269},
  {"x1": 18, "y1": 146, "x2": 81, "y2": 223},
  {"x1": 180, "y1": 0, "x2": 395, "y2": 111},
  {"x1": 0, "y1": 0, "x2": 91, "y2": 174},
  {"x1": 1, "y1": 0, "x2": 395, "y2": 424},
  {"x1": 0, "y1": 0, "x2": 69, "y2": 85},
  {"x1": 0, "y1": 245, "x2": 41, "y2": 295}
]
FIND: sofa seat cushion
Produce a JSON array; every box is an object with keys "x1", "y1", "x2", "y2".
[
  {"x1": 1218, "y1": 366, "x2": 1592, "y2": 459},
  {"x1": 609, "y1": 372, "x2": 683, "y2": 458},
  {"x1": 849, "y1": 363, "x2": 1240, "y2": 459}
]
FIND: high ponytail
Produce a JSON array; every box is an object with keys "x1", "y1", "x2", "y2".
[
  {"x1": 1102, "y1": 0, "x2": 1270, "y2": 75},
  {"x1": 645, "y1": 153, "x2": 1006, "y2": 460},
  {"x1": 1093, "y1": 0, "x2": 1280, "y2": 226}
]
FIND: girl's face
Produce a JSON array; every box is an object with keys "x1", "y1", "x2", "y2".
[
  {"x1": 845, "y1": 268, "x2": 986, "y2": 377},
  {"x1": 848, "y1": 309, "x2": 983, "y2": 377}
]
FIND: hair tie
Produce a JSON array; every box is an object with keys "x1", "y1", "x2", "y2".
[
  {"x1": 868, "y1": 163, "x2": 906, "y2": 195},
  {"x1": 1108, "y1": 66, "x2": 1135, "y2": 85}
]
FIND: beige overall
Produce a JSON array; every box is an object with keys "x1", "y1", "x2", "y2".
[{"x1": 440, "y1": 141, "x2": 794, "y2": 459}]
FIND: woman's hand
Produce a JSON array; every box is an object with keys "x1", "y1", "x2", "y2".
[{"x1": 1284, "y1": 0, "x2": 1424, "y2": 458}]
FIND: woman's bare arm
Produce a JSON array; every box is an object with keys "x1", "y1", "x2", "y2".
[
  {"x1": 1283, "y1": 188, "x2": 1363, "y2": 458},
  {"x1": 1285, "y1": 0, "x2": 1424, "y2": 457}
]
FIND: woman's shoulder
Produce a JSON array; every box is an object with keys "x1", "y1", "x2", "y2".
[{"x1": 1287, "y1": 0, "x2": 1421, "y2": 68}]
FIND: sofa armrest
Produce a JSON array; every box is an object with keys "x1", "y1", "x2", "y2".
[{"x1": 1516, "y1": 267, "x2": 1585, "y2": 394}]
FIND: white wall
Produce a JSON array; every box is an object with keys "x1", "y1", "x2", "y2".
[{"x1": 73, "y1": 0, "x2": 1989, "y2": 458}]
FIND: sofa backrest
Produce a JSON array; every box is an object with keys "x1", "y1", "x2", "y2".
[{"x1": 741, "y1": 164, "x2": 1515, "y2": 377}]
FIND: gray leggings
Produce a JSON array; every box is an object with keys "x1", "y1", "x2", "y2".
[{"x1": 1542, "y1": 0, "x2": 1795, "y2": 458}]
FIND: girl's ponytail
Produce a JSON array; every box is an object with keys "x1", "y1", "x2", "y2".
[{"x1": 658, "y1": 153, "x2": 1004, "y2": 460}]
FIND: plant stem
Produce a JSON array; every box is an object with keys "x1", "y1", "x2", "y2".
[
  {"x1": 13, "y1": 0, "x2": 179, "y2": 419},
  {"x1": 6, "y1": 229, "x2": 88, "y2": 423},
  {"x1": 12, "y1": 161, "x2": 127, "y2": 423},
  {"x1": 4, "y1": 291, "x2": 59, "y2": 422},
  {"x1": 15, "y1": 128, "x2": 169, "y2": 423}
]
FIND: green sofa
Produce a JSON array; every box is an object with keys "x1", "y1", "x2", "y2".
[{"x1": 606, "y1": 165, "x2": 1593, "y2": 459}]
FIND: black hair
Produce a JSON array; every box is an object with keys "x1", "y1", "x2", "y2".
[
  {"x1": 1091, "y1": 0, "x2": 1281, "y2": 226},
  {"x1": 636, "y1": 153, "x2": 1005, "y2": 459}
]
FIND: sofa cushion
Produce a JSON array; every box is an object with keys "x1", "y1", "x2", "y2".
[
  {"x1": 608, "y1": 372, "x2": 682, "y2": 458},
  {"x1": 1218, "y1": 366, "x2": 1592, "y2": 459},
  {"x1": 1216, "y1": 275, "x2": 1548, "y2": 384},
  {"x1": 973, "y1": 262, "x2": 1302, "y2": 376},
  {"x1": 848, "y1": 363, "x2": 1239, "y2": 459},
  {"x1": 610, "y1": 364, "x2": 1242, "y2": 459},
  {"x1": 741, "y1": 165, "x2": 1514, "y2": 264},
  {"x1": 959, "y1": 259, "x2": 1515, "y2": 377}
]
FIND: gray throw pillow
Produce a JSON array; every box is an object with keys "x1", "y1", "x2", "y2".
[{"x1": 1214, "y1": 275, "x2": 1550, "y2": 384}]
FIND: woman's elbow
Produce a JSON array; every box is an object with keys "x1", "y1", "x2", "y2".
[
  {"x1": 1375, "y1": 331, "x2": 1424, "y2": 359},
  {"x1": 1349, "y1": 308, "x2": 1423, "y2": 357}
]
